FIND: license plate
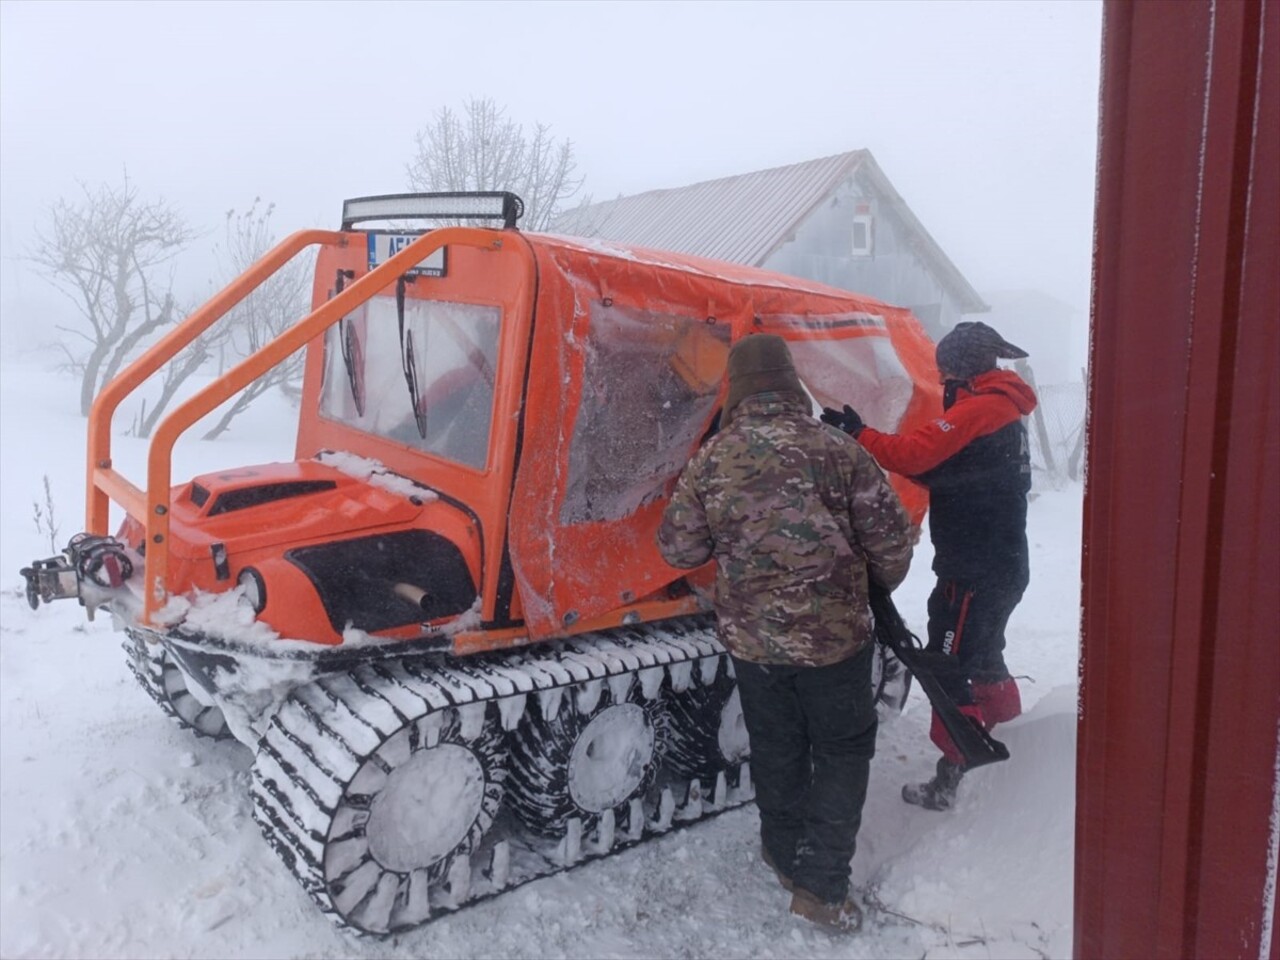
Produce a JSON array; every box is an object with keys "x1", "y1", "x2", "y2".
[{"x1": 367, "y1": 233, "x2": 446, "y2": 277}]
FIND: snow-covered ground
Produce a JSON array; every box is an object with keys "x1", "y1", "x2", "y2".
[{"x1": 0, "y1": 358, "x2": 1081, "y2": 959}]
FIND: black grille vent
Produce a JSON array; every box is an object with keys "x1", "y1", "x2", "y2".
[
  {"x1": 208, "y1": 481, "x2": 338, "y2": 516},
  {"x1": 190, "y1": 483, "x2": 211, "y2": 508}
]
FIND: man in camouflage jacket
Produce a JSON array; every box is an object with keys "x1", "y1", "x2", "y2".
[{"x1": 658, "y1": 334, "x2": 913, "y2": 933}]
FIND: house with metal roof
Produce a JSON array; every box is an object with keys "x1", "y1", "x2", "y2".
[{"x1": 550, "y1": 150, "x2": 988, "y2": 337}]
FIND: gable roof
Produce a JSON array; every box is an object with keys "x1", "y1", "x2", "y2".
[{"x1": 550, "y1": 149, "x2": 988, "y2": 314}]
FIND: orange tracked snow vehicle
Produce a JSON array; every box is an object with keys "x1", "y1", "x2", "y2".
[{"x1": 21, "y1": 192, "x2": 941, "y2": 935}]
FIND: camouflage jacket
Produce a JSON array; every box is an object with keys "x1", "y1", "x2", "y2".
[{"x1": 658, "y1": 393, "x2": 914, "y2": 666}]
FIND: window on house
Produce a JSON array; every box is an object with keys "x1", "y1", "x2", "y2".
[{"x1": 852, "y1": 214, "x2": 874, "y2": 257}]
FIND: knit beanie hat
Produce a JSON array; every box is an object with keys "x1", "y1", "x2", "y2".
[
  {"x1": 722, "y1": 334, "x2": 808, "y2": 421},
  {"x1": 935, "y1": 321, "x2": 1029, "y2": 379}
]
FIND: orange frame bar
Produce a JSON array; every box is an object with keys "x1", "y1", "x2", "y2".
[
  {"x1": 119, "y1": 227, "x2": 507, "y2": 624},
  {"x1": 451, "y1": 595, "x2": 706, "y2": 657},
  {"x1": 86, "y1": 229, "x2": 348, "y2": 536}
]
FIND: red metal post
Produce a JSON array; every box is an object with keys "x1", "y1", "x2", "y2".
[{"x1": 1078, "y1": 2, "x2": 1279, "y2": 957}]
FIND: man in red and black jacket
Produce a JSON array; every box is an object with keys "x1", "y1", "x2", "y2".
[{"x1": 822, "y1": 321, "x2": 1038, "y2": 811}]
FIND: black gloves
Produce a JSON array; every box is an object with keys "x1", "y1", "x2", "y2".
[{"x1": 820, "y1": 404, "x2": 865, "y2": 437}]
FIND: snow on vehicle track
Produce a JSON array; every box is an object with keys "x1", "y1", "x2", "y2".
[{"x1": 246, "y1": 615, "x2": 756, "y2": 935}]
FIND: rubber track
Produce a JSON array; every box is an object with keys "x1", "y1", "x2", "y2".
[
  {"x1": 249, "y1": 615, "x2": 755, "y2": 936},
  {"x1": 122, "y1": 632, "x2": 233, "y2": 741},
  {"x1": 123, "y1": 632, "x2": 170, "y2": 708}
]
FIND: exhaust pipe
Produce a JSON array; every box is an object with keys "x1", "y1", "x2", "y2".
[{"x1": 393, "y1": 581, "x2": 432, "y2": 610}]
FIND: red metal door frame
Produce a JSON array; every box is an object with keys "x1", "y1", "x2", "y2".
[{"x1": 1078, "y1": 1, "x2": 1279, "y2": 957}]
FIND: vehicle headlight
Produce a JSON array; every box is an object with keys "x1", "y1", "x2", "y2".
[{"x1": 237, "y1": 568, "x2": 267, "y2": 613}]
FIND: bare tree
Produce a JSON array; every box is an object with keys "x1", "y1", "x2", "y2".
[
  {"x1": 200, "y1": 199, "x2": 312, "y2": 440},
  {"x1": 28, "y1": 175, "x2": 196, "y2": 416},
  {"x1": 406, "y1": 97, "x2": 584, "y2": 230},
  {"x1": 131, "y1": 322, "x2": 222, "y2": 438}
]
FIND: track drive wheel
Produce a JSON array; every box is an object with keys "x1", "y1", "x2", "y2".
[
  {"x1": 506, "y1": 673, "x2": 668, "y2": 839},
  {"x1": 254, "y1": 688, "x2": 508, "y2": 935},
  {"x1": 662, "y1": 659, "x2": 749, "y2": 784}
]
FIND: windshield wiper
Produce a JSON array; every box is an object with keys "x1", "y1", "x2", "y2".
[
  {"x1": 397, "y1": 275, "x2": 429, "y2": 439},
  {"x1": 334, "y1": 270, "x2": 366, "y2": 416}
]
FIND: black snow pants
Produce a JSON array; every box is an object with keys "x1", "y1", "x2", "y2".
[
  {"x1": 732, "y1": 643, "x2": 877, "y2": 905},
  {"x1": 925, "y1": 577, "x2": 1025, "y2": 702}
]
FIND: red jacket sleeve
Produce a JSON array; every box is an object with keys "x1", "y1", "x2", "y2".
[{"x1": 858, "y1": 394, "x2": 1023, "y2": 476}]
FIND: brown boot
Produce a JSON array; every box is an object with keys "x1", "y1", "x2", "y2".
[
  {"x1": 789, "y1": 886, "x2": 864, "y2": 933},
  {"x1": 760, "y1": 844, "x2": 794, "y2": 892}
]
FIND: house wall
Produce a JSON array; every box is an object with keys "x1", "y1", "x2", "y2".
[{"x1": 761, "y1": 174, "x2": 963, "y2": 338}]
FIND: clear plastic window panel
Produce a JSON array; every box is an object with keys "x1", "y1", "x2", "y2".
[
  {"x1": 561, "y1": 305, "x2": 730, "y2": 525},
  {"x1": 320, "y1": 294, "x2": 501, "y2": 469},
  {"x1": 786, "y1": 324, "x2": 915, "y2": 433}
]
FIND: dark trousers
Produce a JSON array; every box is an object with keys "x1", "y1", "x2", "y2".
[
  {"x1": 732, "y1": 645, "x2": 877, "y2": 904},
  {"x1": 925, "y1": 578, "x2": 1025, "y2": 702}
]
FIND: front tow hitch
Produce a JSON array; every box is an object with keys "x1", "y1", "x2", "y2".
[{"x1": 20, "y1": 534, "x2": 136, "y2": 618}]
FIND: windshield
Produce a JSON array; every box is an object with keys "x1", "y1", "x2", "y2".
[{"x1": 320, "y1": 294, "x2": 501, "y2": 469}]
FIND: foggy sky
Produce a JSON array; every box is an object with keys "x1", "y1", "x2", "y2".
[{"x1": 0, "y1": 0, "x2": 1102, "y2": 355}]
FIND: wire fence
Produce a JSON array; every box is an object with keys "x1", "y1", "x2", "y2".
[{"x1": 1026, "y1": 379, "x2": 1087, "y2": 490}]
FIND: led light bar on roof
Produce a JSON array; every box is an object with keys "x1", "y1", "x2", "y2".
[{"x1": 341, "y1": 192, "x2": 525, "y2": 230}]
